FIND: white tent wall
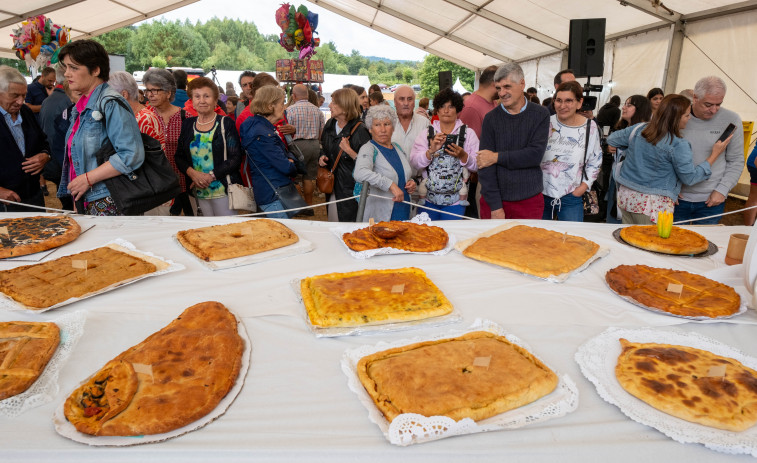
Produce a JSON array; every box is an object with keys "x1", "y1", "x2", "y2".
[
  {"x1": 518, "y1": 27, "x2": 670, "y2": 110},
  {"x1": 603, "y1": 27, "x2": 669, "y2": 105},
  {"x1": 520, "y1": 52, "x2": 562, "y2": 102},
  {"x1": 677, "y1": 10, "x2": 757, "y2": 141}
]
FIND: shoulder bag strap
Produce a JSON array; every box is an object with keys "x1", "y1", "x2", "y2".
[
  {"x1": 219, "y1": 117, "x2": 232, "y2": 186},
  {"x1": 331, "y1": 120, "x2": 364, "y2": 174},
  {"x1": 247, "y1": 151, "x2": 279, "y2": 198},
  {"x1": 581, "y1": 118, "x2": 591, "y2": 182}
]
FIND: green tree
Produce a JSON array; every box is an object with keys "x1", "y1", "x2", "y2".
[
  {"x1": 347, "y1": 50, "x2": 367, "y2": 75},
  {"x1": 74, "y1": 18, "x2": 423, "y2": 81},
  {"x1": 130, "y1": 21, "x2": 210, "y2": 70},
  {"x1": 151, "y1": 56, "x2": 167, "y2": 68},
  {"x1": 417, "y1": 55, "x2": 474, "y2": 98},
  {"x1": 403, "y1": 68, "x2": 414, "y2": 83},
  {"x1": 0, "y1": 58, "x2": 27, "y2": 74},
  {"x1": 93, "y1": 27, "x2": 135, "y2": 56}
]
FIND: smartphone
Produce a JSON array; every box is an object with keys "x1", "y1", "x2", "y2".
[
  {"x1": 442, "y1": 134, "x2": 458, "y2": 151},
  {"x1": 718, "y1": 123, "x2": 736, "y2": 142}
]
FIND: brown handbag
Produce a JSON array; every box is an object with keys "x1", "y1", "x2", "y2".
[
  {"x1": 316, "y1": 121, "x2": 362, "y2": 194},
  {"x1": 316, "y1": 164, "x2": 336, "y2": 194}
]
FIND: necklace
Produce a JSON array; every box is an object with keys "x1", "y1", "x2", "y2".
[{"x1": 197, "y1": 115, "x2": 215, "y2": 125}]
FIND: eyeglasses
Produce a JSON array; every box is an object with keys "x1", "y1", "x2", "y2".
[
  {"x1": 240, "y1": 82, "x2": 253, "y2": 88},
  {"x1": 623, "y1": 102, "x2": 635, "y2": 108},
  {"x1": 144, "y1": 88, "x2": 165, "y2": 95}
]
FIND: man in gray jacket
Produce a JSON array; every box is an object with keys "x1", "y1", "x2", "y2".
[{"x1": 675, "y1": 76, "x2": 743, "y2": 224}]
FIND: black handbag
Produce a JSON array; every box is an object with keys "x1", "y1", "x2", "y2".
[
  {"x1": 580, "y1": 119, "x2": 601, "y2": 221},
  {"x1": 92, "y1": 97, "x2": 181, "y2": 215},
  {"x1": 247, "y1": 155, "x2": 308, "y2": 219}
]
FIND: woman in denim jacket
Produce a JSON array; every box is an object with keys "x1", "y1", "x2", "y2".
[
  {"x1": 607, "y1": 94, "x2": 732, "y2": 224},
  {"x1": 57, "y1": 40, "x2": 144, "y2": 215}
]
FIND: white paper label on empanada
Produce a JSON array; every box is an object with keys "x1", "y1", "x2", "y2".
[
  {"x1": 391, "y1": 284, "x2": 405, "y2": 294},
  {"x1": 707, "y1": 364, "x2": 727, "y2": 378},
  {"x1": 131, "y1": 362, "x2": 154, "y2": 381},
  {"x1": 473, "y1": 356, "x2": 491, "y2": 368},
  {"x1": 666, "y1": 283, "x2": 683, "y2": 294},
  {"x1": 0, "y1": 226, "x2": 8, "y2": 237}
]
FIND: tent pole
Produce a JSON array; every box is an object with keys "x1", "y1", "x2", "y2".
[{"x1": 663, "y1": 21, "x2": 685, "y2": 95}]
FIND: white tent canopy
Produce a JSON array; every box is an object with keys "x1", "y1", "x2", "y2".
[
  {"x1": 2, "y1": 0, "x2": 756, "y2": 132},
  {"x1": 452, "y1": 77, "x2": 468, "y2": 94}
]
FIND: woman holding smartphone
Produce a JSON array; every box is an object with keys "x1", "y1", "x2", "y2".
[{"x1": 607, "y1": 94, "x2": 733, "y2": 224}]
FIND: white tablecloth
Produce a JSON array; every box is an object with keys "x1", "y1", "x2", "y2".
[{"x1": 1, "y1": 214, "x2": 755, "y2": 462}]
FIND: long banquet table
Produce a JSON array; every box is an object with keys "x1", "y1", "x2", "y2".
[{"x1": 1, "y1": 213, "x2": 755, "y2": 462}]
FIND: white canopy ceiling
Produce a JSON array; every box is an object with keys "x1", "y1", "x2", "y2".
[{"x1": 2, "y1": 0, "x2": 755, "y2": 69}]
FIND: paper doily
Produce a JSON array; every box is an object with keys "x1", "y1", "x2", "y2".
[
  {"x1": 575, "y1": 327, "x2": 757, "y2": 456},
  {"x1": 342, "y1": 318, "x2": 579, "y2": 445},
  {"x1": 330, "y1": 213, "x2": 456, "y2": 259},
  {"x1": 0, "y1": 310, "x2": 87, "y2": 417}
]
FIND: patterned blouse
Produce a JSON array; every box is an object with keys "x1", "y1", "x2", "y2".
[
  {"x1": 190, "y1": 121, "x2": 226, "y2": 199},
  {"x1": 149, "y1": 106, "x2": 186, "y2": 191},
  {"x1": 135, "y1": 107, "x2": 166, "y2": 152},
  {"x1": 617, "y1": 184, "x2": 674, "y2": 223}
]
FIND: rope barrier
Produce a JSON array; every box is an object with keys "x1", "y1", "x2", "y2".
[
  {"x1": 2, "y1": 195, "x2": 756, "y2": 225},
  {"x1": 0, "y1": 199, "x2": 77, "y2": 215},
  {"x1": 672, "y1": 204, "x2": 757, "y2": 225},
  {"x1": 366, "y1": 193, "x2": 478, "y2": 220},
  {"x1": 236, "y1": 195, "x2": 359, "y2": 217}
]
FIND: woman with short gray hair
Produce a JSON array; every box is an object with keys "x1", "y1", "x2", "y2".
[
  {"x1": 109, "y1": 71, "x2": 166, "y2": 152},
  {"x1": 143, "y1": 68, "x2": 194, "y2": 215},
  {"x1": 353, "y1": 104, "x2": 416, "y2": 221}
]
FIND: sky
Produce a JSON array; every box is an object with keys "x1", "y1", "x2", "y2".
[{"x1": 151, "y1": 0, "x2": 428, "y2": 62}]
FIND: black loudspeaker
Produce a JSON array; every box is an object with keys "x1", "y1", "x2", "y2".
[
  {"x1": 438, "y1": 71, "x2": 452, "y2": 91},
  {"x1": 568, "y1": 19, "x2": 606, "y2": 77}
]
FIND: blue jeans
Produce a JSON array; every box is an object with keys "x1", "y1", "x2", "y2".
[
  {"x1": 542, "y1": 193, "x2": 584, "y2": 222},
  {"x1": 260, "y1": 200, "x2": 288, "y2": 219},
  {"x1": 673, "y1": 199, "x2": 725, "y2": 225},
  {"x1": 421, "y1": 202, "x2": 465, "y2": 221},
  {"x1": 604, "y1": 177, "x2": 621, "y2": 224}
]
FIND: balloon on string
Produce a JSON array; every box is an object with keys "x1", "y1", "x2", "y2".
[
  {"x1": 307, "y1": 12, "x2": 318, "y2": 34},
  {"x1": 10, "y1": 14, "x2": 70, "y2": 71},
  {"x1": 275, "y1": 3, "x2": 320, "y2": 58}
]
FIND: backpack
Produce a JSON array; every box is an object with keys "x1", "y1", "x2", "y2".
[{"x1": 425, "y1": 124, "x2": 468, "y2": 198}]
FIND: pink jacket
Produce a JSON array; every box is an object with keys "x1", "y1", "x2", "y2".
[{"x1": 409, "y1": 119, "x2": 479, "y2": 172}]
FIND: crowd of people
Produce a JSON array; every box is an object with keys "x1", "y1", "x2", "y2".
[{"x1": 0, "y1": 38, "x2": 749, "y2": 226}]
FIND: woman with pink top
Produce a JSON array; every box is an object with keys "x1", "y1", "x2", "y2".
[{"x1": 410, "y1": 88, "x2": 478, "y2": 220}]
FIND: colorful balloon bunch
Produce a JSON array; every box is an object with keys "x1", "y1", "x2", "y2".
[
  {"x1": 10, "y1": 15, "x2": 69, "y2": 71},
  {"x1": 276, "y1": 4, "x2": 320, "y2": 60}
]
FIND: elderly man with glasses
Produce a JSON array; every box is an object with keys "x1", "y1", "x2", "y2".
[{"x1": 0, "y1": 66, "x2": 51, "y2": 212}]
